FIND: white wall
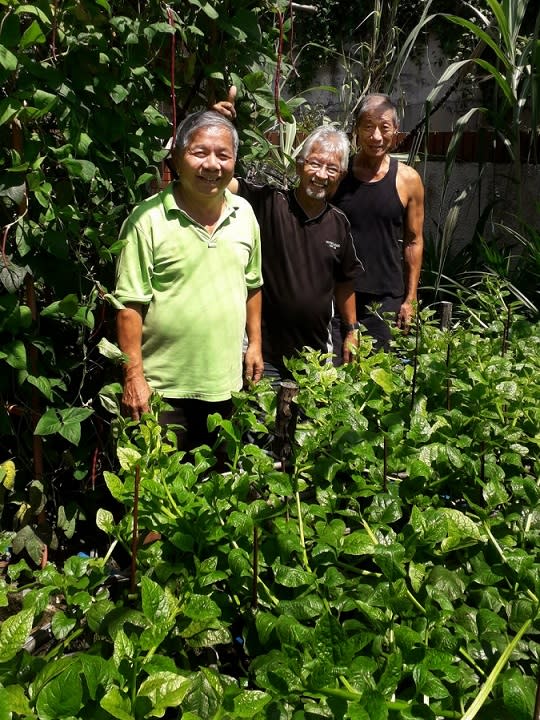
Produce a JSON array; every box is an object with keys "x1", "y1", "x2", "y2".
[
  {"x1": 305, "y1": 33, "x2": 539, "y2": 251},
  {"x1": 420, "y1": 160, "x2": 540, "y2": 253}
]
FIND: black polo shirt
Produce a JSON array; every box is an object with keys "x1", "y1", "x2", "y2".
[{"x1": 237, "y1": 178, "x2": 361, "y2": 367}]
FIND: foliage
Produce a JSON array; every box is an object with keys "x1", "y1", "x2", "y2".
[
  {"x1": 421, "y1": 0, "x2": 540, "y2": 309},
  {"x1": 290, "y1": 0, "x2": 470, "y2": 89},
  {"x1": 0, "y1": 287, "x2": 539, "y2": 718}
]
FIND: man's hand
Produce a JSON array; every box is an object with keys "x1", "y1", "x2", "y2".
[
  {"x1": 397, "y1": 300, "x2": 415, "y2": 331},
  {"x1": 212, "y1": 86, "x2": 237, "y2": 120},
  {"x1": 342, "y1": 329, "x2": 359, "y2": 363},
  {"x1": 122, "y1": 372, "x2": 152, "y2": 421},
  {"x1": 243, "y1": 343, "x2": 264, "y2": 386}
]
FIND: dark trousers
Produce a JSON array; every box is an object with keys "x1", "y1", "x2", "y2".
[
  {"x1": 333, "y1": 293, "x2": 403, "y2": 362},
  {"x1": 159, "y1": 398, "x2": 233, "y2": 453}
]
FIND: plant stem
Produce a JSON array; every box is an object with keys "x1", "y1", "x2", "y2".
[
  {"x1": 43, "y1": 628, "x2": 84, "y2": 662},
  {"x1": 130, "y1": 465, "x2": 141, "y2": 595},
  {"x1": 295, "y1": 487, "x2": 310, "y2": 571},
  {"x1": 459, "y1": 647, "x2": 486, "y2": 678},
  {"x1": 461, "y1": 617, "x2": 532, "y2": 720},
  {"x1": 483, "y1": 521, "x2": 507, "y2": 563},
  {"x1": 361, "y1": 517, "x2": 378, "y2": 544}
]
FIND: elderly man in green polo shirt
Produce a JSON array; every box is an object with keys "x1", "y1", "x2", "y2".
[{"x1": 114, "y1": 110, "x2": 263, "y2": 451}]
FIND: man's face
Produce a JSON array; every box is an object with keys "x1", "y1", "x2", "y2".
[
  {"x1": 296, "y1": 142, "x2": 344, "y2": 203},
  {"x1": 356, "y1": 106, "x2": 397, "y2": 158},
  {"x1": 173, "y1": 125, "x2": 235, "y2": 199}
]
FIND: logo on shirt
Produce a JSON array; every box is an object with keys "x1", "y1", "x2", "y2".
[{"x1": 325, "y1": 240, "x2": 340, "y2": 250}]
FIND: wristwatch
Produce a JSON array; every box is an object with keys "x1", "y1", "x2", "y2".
[{"x1": 342, "y1": 322, "x2": 361, "y2": 332}]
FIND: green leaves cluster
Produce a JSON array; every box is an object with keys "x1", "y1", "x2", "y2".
[{"x1": 0, "y1": 290, "x2": 539, "y2": 719}]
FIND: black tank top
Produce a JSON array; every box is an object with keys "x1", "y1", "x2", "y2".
[{"x1": 332, "y1": 156, "x2": 406, "y2": 297}]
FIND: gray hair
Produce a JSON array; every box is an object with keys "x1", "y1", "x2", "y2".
[
  {"x1": 174, "y1": 110, "x2": 239, "y2": 158},
  {"x1": 355, "y1": 94, "x2": 399, "y2": 127},
  {"x1": 297, "y1": 126, "x2": 350, "y2": 171}
]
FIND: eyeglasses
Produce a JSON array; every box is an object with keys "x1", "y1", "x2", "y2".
[{"x1": 303, "y1": 160, "x2": 342, "y2": 178}]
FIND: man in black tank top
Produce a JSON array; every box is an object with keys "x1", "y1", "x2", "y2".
[{"x1": 332, "y1": 94, "x2": 424, "y2": 352}]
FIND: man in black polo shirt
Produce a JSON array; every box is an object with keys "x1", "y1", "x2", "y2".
[{"x1": 223, "y1": 123, "x2": 362, "y2": 377}]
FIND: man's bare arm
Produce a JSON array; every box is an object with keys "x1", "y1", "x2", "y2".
[
  {"x1": 398, "y1": 165, "x2": 424, "y2": 328},
  {"x1": 117, "y1": 303, "x2": 152, "y2": 420},
  {"x1": 335, "y1": 280, "x2": 358, "y2": 363},
  {"x1": 212, "y1": 87, "x2": 240, "y2": 194},
  {"x1": 212, "y1": 85, "x2": 237, "y2": 120},
  {"x1": 244, "y1": 288, "x2": 263, "y2": 383}
]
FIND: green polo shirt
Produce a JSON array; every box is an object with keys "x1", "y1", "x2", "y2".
[{"x1": 114, "y1": 185, "x2": 262, "y2": 401}]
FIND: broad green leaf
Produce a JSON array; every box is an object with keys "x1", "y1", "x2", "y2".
[
  {"x1": 20, "y1": 20, "x2": 46, "y2": 47},
  {"x1": 141, "y1": 575, "x2": 177, "y2": 625},
  {"x1": 439, "y1": 508, "x2": 485, "y2": 551},
  {"x1": 231, "y1": 689, "x2": 271, "y2": 717},
  {"x1": 26, "y1": 374, "x2": 53, "y2": 400},
  {"x1": 96, "y1": 508, "x2": 115, "y2": 534},
  {"x1": 0, "y1": 97, "x2": 21, "y2": 125},
  {"x1": 181, "y1": 668, "x2": 222, "y2": 718},
  {"x1": 0, "y1": 45, "x2": 17, "y2": 70},
  {"x1": 370, "y1": 368, "x2": 395, "y2": 393},
  {"x1": 0, "y1": 608, "x2": 34, "y2": 662},
  {"x1": 3, "y1": 339, "x2": 26, "y2": 369},
  {"x1": 98, "y1": 381, "x2": 123, "y2": 415},
  {"x1": 378, "y1": 648, "x2": 403, "y2": 697},
  {"x1": 313, "y1": 612, "x2": 347, "y2": 665},
  {"x1": 347, "y1": 705, "x2": 371, "y2": 720},
  {"x1": 188, "y1": 0, "x2": 219, "y2": 20},
  {"x1": 58, "y1": 407, "x2": 94, "y2": 445},
  {"x1": 184, "y1": 594, "x2": 221, "y2": 621},
  {"x1": 110, "y1": 84, "x2": 129, "y2": 104},
  {"x1": 117, "y1": 446, "x2": 141, "y2": 470},
  {"x1": 0, "y1": 12, "x2": 20, "y2": 46},
  {"x1": 100, "y1": 686, "x2": 133, "y2": 720},
  {"x1": 183, "y1": 625, "x2": 230, "y2": 648},
  {"x1": 79, "y1": 654, "x2": 118, "y2": 700},
  {"x1": 273, "y1": 563, "x2": 315, "y2": 587},
  {"x1": 138, "y1": 671, "x2": 193, "y2": 711},
  {"x1": 11, "y1": 524, "x2": 45, "y2": 564},
  {"x1": 86, "y1": 598, "x2": 116, "y2": 634},
  {"x1": 477, "y1": 608, "x2": 506, "y2": 634},
  {"x1": 51, "y1": 610, "x2": 76, "y2": 640},
  {"x1": 413, "y1": 665, "x2": 449, "y2": 699},
  {"x1": 426, "y1": 566, "x2": 465, "y2": 602},
  {"x1": 342, "y1": 530, "x2": 375, "y2": 555},
  {"x1": 113, "y1": 628, "x2": 134, "y2": 665},
  {"x1": 0, "y1": 685, "x2": 32, "y2": 716},
  {"x1": 103, "y1": 470, "x2": 128, "y2": 502},
  {"x1": 72, "y1": 305, "x2": 95, "y2": 329},
  {"x1": 373, "y1": 544, "x2": 406, "y2": 580},
  {"x1": 41, "y1": 294, "x2": 79, "y2": 318},
  {"x1": 357, "y1": 689, "x2": 388, "y2": 720},
  {"x1": 502, "y1": 669, "x2": 535, "y2": 720},
  {"x1": 34, "y1": 408, "x2": 63, "y2": 436},
  {"x1": 61, "y1": 158, "x2": 97, "y2": 181}
]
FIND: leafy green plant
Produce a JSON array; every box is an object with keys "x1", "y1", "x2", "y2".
[
  {"x1": 1, "y1": 285, "x2": 539, "y2": 719},
  {"x1": 421, "y1": 0, "x2": 540, "y2": 307}
]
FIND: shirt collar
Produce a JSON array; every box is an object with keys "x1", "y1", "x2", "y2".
[
  {"x1": 289, "y1": 188, "x2": 330, "y2": 223},
  {"x1": 162, "y1": 183, "x2": 239, "y2": 221}
]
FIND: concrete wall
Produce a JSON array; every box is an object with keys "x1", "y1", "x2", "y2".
[
  {"x1": 419, "y1": 160, "x2": 540, "y2": 254},
  {"x1": 306, "y1": 34, "x2": 484, "y2": 132},
  {"x1": 306, "y1": 34, "x2": 539, "y2": 252}
]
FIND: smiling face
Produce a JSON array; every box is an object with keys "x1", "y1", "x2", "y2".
[
  {"x1": 295, "y1": 142, "x2": 344, "y2": 205},
  {"x1": 356, "y1": 104, "x2": 398, "y2": 159},
  {"x1": 173, "y1": 125, "x2": 236, "y2": 203}
]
